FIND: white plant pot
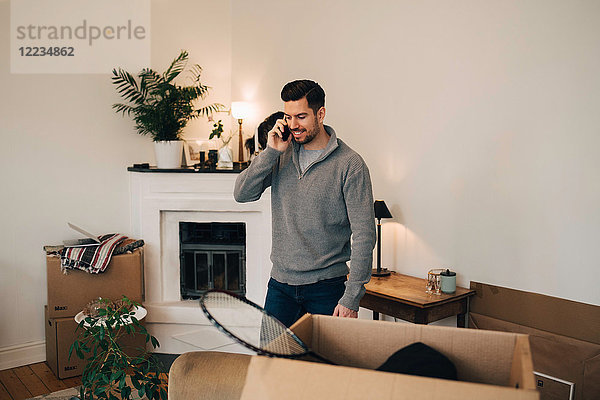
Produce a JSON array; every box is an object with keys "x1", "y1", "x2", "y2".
[{"x1": 154, "y1": 140, "x2": 183, "y2": 169}]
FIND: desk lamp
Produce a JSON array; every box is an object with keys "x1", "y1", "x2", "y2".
[
  {"x1": 231, "y1": 101, "x2": 250, "y2": 164},
  {"x1": 373, "y1": 200, "x2": 393, "y2": 277}
]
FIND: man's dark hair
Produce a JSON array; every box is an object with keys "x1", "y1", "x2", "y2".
[{"x1": 280, "y1": 80, "x2": 325, "y2": 115}]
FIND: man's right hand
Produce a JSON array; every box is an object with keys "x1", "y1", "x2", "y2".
[{"x1": 267, "y1": 118, "x2": 291, "y2": 152}]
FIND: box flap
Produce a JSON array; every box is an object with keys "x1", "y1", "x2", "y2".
[
  {"x1": 509, "y1": 335, "x2": 536, "y2": 390},
  {"x1": 240, "y1": 357, "x2": 539, "y2": 400},
  {"x1": 470, "y1": 281, "x2": 600, "y2": 344},
  {"x1": 295, "y1": 315, "x2": 525, "y2": 386},
  {"x1": 290, "y1": 313, "x2": 313, "y2": 348}
]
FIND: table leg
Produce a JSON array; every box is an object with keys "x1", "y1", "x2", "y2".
[{"x1": 457, "y1": 313, "x2": 466, "y2": 328}]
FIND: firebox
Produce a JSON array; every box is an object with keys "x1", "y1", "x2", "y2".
[{"x1": 179, "y1": 222, "x2": 246, "y2": 299}]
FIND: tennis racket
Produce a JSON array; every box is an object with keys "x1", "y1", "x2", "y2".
[{"x1": 199, "y1": 289, "x2": 335, "y2": 364}]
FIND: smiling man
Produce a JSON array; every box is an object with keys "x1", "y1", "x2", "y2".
[{"x1": 234, "y1": 79, "x2": 376, "y2": 327}]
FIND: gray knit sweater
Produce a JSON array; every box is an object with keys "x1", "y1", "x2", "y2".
[{"x1": 234, "y1": 126, "x2": 376, "y2": 311}]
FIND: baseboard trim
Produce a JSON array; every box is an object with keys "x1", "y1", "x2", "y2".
[{"x1": 0, "y1": 340, "x2": 46, "y2": 370}]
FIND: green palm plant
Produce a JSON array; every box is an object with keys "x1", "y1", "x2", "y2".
[{"x1": 112, "y1": 50, "x2": 224, "y2": 142}]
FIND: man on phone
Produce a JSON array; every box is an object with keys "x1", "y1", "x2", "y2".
[{"x1": 234, "y1": 80, "x2": 376, "y2": 327}]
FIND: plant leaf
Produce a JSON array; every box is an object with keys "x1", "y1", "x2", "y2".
[
  {"x1": 68, "y1": 341, "x2": 77, "y2": 360},
  {"x1": 131, "y1": 376, "x2": 141, "y2": 390},
  {"x1": 163, "y1": 50, "x2": 188, "y2": 83},
  {"x1": 112, "y1": 50, "x2": 221, "y2": 143},
  {"x1": 111, "y1": 68, "x2": 144, "y2": 104}
]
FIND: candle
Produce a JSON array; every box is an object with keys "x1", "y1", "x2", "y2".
[{"x1": 254, "y1": 127, "x2": 259, "y2": 153}]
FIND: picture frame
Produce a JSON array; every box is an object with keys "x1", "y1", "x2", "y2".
[{"x1": 183, "y1": 139, "x2": 209, "y2": 166}]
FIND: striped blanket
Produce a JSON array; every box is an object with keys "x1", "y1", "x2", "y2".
[{"x1": 60, "y1": 234, "x2": 127, "y2": 274}]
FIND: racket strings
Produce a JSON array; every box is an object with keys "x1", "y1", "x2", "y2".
[
  {"x1": 203, "y1": 291, "x2": 306, "y2": 356},
  {"x1": 259, "y1": 313, "x2": 306, "y2": 355}
]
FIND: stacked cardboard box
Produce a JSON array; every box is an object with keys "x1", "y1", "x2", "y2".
[
  {"x1": 469, "y1": 281, "x2": 600, "y2": 400},
  {"x1": 45, "y1": 248, "x2": 145, "y2": 378}
]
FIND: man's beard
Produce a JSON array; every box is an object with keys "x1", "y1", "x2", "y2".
[{"x1": 293, "y1": 120, "x2": 320, "y2": 145}]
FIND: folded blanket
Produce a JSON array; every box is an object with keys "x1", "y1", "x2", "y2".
[
  {"x1": 44, "y1": 238, "x2": 144, "y2": 255},
  {"x1": 60, "y1": 233, "x2": 127, "y2": 274}
]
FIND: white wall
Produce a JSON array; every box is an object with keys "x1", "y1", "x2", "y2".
[
  {"x1": 231, "y1": 0, "x2": 600, "y2": 306},
  {"x1": 2, "y1": 0, "x2": 599, "y2": 369},
  {"x1": 0, "y1": 0, "x2": 231, "y2": 369}
]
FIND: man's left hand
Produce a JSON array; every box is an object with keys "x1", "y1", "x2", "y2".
[{"x1": 333, "y1": 304, "x2": 358, "y2": 318}]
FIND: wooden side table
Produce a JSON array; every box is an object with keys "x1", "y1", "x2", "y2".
[{"x1": 359, "y1": 272, "x2": 475, "y2": 327}]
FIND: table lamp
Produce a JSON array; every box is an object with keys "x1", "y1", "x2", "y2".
[
  {"x1": 373, "y1": 200, "x2": 393, "y2": 277},
  {"x1": 231, "y1": 101, "x2": 251, "y2": 164}
]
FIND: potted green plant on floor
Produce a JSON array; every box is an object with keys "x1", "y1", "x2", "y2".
[
  {"x1": 112, "y1": 50, "x2": 224, "y2": 168},
  {"x1": 70, "y1": 297, "x2": 167, "y2": 400}
]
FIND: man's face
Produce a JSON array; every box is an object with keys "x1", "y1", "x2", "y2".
[{"x1": 283, "y1": 97, "x2": 322, "y2": 145}]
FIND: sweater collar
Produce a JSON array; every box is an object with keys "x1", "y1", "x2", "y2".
[
  {"x1": 292, "y1": 125, "x2": 339, "y2": 174},
  {"x1": 292, "y1": 125, "x2": 339, "y2": 157}
]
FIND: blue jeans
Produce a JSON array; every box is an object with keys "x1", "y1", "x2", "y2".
[{"x1": 264, "y1": 276, "x2": 347, "y2": 327}]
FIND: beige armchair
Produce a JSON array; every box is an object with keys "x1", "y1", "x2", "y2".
[{"x1": 168, "y1": 351, "x2": 252, "y2": 400}]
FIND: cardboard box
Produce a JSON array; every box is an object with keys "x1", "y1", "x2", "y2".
[
  {"x1": 45, "y1": 306, "x2": 147, "y2": 379},
  {"x1": 239, "y1": 315, "x2": 539, "y2": 400},
  {"x1": 469, "y1": 281, "x2": 600, "y2": 400},
  {"x1": 469, "y1": 281, "x2": 599, "y2": 343},
  {"x1": 45, "y1": 305, "x2": 86, "y2": 379},
  {"x1": 47, "y1": 248, "x2": 144, "y2": 319}
]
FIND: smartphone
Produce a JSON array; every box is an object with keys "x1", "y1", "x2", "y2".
[{"x1": 282, "y1": 124, "x2": 291, "y2": 141}]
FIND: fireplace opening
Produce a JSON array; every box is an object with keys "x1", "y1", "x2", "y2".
[{"x1": 179, "y1": 222, "x2": 246, "y2": 299}]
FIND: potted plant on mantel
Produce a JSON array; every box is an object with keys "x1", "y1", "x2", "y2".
[
  {"x1": 112, "y1": 50, "x2": 224, "y2": 169},
  {"x1": 208, "y1": 118, "x2": 234, "y2": 169}
]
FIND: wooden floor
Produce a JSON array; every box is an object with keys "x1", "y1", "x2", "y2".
[{"x1": 0, "y1": 362, "x2": 81, "y2": 400}]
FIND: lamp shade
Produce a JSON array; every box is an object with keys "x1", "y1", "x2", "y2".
[
  {"x1": 231, "y1": 101, "x2": 251, "y2": 120},
  {"x1": 374, "y1": 200, "x2": 393, "y2": 219}
]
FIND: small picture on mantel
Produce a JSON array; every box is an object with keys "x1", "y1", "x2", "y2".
[{"x1": 184, "y1": 139, "x2": 208, "y2": 166}]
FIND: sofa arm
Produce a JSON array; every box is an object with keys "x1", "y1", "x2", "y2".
[{"x1": 168, "y1": 351, "x2": 252, "y2": 400}]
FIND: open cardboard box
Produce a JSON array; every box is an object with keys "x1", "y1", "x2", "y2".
[
  {"x1": 240, "y1": 315, "x2": 539, "y2": 400},
  {"x1": 46, "y1": 248, "x2": 144, "y2": 319}
]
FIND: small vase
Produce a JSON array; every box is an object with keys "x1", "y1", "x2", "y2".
[
  {"x1": 217, "y1": 146, "x2": 233, "y2": 169},
  {"x1": 154, "y1": 141, "x2": 183, "y2": 169}
]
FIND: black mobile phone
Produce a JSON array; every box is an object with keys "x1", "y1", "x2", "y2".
[{"x1": 282, "y1": 124, "x2": 291, "y2": 141}]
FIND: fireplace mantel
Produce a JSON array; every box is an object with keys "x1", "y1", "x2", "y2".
[{"x1": 129, "y1": 171, "x2": 272, "y2": 354}]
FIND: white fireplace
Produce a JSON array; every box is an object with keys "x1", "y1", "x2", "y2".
[{"x1": 129, "y1": 171, "x2": 272, "y2": 354}]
